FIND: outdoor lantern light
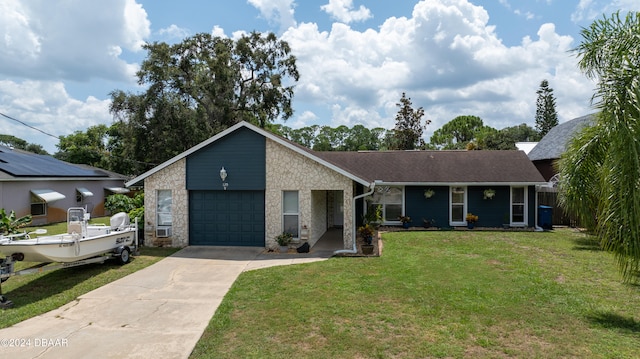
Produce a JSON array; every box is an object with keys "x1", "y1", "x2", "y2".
[{"x1": 220, "y1": 167, "x2": 228, "y2": 190}]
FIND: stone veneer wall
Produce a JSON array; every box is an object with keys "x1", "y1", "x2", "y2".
[
  {"x1": 265, "y1": 139, "x2": 353, "y2": 249},
  {"x1": 144, "y1": 159, "x2": 188, "y2": 247}
]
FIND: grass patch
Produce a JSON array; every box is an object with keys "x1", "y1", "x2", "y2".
[
  {"x1": 191, "y1": 229, "x2": 640, "y2": 358},
  {"x1": 1, "y1": 218, "x2": 178, "y2": 328}
]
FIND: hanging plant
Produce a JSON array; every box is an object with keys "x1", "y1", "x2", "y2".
[
  {"x1": 424, "y1": 189, "x2": 435, "y2": 199},
  {"x1": 483, "y1": 188, "x2": 496, "y2": 200}
]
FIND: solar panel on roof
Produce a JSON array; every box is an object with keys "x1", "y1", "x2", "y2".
[{"x1": 0, "y1": 146, "x2": 107, "y2": 177}]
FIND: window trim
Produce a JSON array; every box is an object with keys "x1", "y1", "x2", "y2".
[
  {"x1": 369, "y1": 186, "x2": 404, "y2": 225},
  {"x1": 282, "y1": 190, "x2": 299, "y2": 239},
  {"x1": 450, "y1": 186, "x2": 467, "y2": 226},
  {"x1": 510, "y1": 186, "x2": 527, "y2": 227},
  {"x1": 157, "y1": 189, "x2": 173, "y2": 227}
]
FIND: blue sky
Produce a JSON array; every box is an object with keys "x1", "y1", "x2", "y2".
[{"x1": 1, "y1": 0, "x2": 639, "y2": 153}]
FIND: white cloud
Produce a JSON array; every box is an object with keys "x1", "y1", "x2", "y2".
[
  {"x1": 572, "y1": 0, "x2": 640, "y2": 23},
  {"x1": 320, "y1": 0, "x2": 373, "y2": 24},
  {"x1": 0, "y1": 80, "x2": 112, "y2": 153},
  {"x1": 0, "y1": 0, "x2": 149, "y2": 83},
  {"x1": 158, "y1": 24, "x2": 190, "y2": 40},
  {"x1": 284, "y1": 0, "x2": 594, "y2": 137},
  {"x1": 247, "y1": 0, "x2": 297, "y2": 33}
]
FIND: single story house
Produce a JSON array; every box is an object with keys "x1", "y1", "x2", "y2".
[
  {"x1": 126, "y1": 121, "x2": 546, "y2": 251},
  {"x1": 0, "y1": 145, "x2": 130, "y2": 225}
]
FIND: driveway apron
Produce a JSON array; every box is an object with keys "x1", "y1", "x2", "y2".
[{"x1": 0, "y1": 246, "x2": 331, "y2": 358}]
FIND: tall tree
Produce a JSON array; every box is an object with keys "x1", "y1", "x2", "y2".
[
  {"x1": 535, "y1": 79, "x2": 559, "y2": 137},
  {"x1": 558, "y1": 11, "x2": 640, "y2": 282},
  {"x1": 392, "y1": 93, "x2": 428, "y2": 150},
  {"x1": 429, "y1": 115, "x2": 485, "y2": 150},
  {"x1": 110, "y1": 32, "x2": 299, "y2": 174}
]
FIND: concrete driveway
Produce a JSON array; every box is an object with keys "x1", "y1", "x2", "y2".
[{"x1": 0, "y1": 246, "x2": 333, "y2": 359}]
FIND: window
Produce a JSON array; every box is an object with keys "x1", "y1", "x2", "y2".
[
  {"x1": 30, "y1": 193, "x2": 46, "y2": 216},
  {"x1": 450, "y1": 186, "x2": 467, "y2": 225},
  {"x1": 370, "y1": 186, "x2": 403, "y2": 223},
  {"x1": 511, "y1": 187, "x2": 526, "y2": 225},
  {"x1": 157, "y1": 190, "x2": 172, "y2": 226},
  {"x1": 283, "y1": 191, "x2": 299, "y2": 238}
]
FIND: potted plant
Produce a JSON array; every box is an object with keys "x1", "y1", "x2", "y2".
[
  {"x1": 275, "y1": 232, "x2": 293, "y2": 253},
  {"x1": 465, "y1": 213, "x2": 478, "y2": 229},
  {"x1": 358, "y1": 224, "x2": 375, "y2": 255},
  {"x1": 398, "y1": 215, "x2": 411, "y2": 229}
]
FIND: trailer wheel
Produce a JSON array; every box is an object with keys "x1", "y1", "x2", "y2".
[{"x1": 117, "y1": 247, "x2": 130, "y2": 265}]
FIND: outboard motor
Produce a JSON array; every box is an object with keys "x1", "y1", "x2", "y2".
[{"x1": 110, "y1": 212, "x2": 130, "y2": 231}]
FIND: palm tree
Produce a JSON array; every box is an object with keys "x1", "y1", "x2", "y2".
[{"x1": 558, "y1": 11, "x2": 640, "y2": 282}]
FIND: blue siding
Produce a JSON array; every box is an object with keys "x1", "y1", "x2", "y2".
[
  {"x1": 186, "y1": 127, "x2": 266, "y2": 190},
  {"x1": 467, "y1": 186, "x2": 511, "y2": 227},
  {"x1": 404, "y1": 186, "x2": 450, "y2": 228},
  {"x1": 404, "y1": 185, "x2": 535, "y2": 228}
]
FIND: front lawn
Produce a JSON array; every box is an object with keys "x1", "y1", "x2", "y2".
[{"x1": 191, "y1": 229, "x2": 640, "y2": 358}]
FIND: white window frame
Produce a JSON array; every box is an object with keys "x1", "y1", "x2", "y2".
[
  {"x1": 29, "y1": 200, "x2": 49, "y2": 217},
  {"x1": 282, "y1": 191, "x2": 299, "y2": 239},
  {"x1": 369, "y1": 186, "x2": 404, "y2": 224},
  {"x1": 157, "y1": 189, "x2": 172, "y2": 226},
  {"x1": 510, "y1": 186, "x2": 527, "y2": 227},
  {"x1": 450, "y1": 186, "x2": 467, "y2": 226}
]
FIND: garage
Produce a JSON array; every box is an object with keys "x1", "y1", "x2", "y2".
[{"x1": 189, "y1": 190, "x2": 265, "y2": 246}]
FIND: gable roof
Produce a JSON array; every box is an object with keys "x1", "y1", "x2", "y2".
[
  {"x1": 318, "y1": 150, "x2": 545, "y2": 184},
  {"x1": 126, "y1": 121, "x2": 545, "y2": 187},
  {"x1": 0, "y1": 146, "x2": 117, "y2": 179},
  {"x1": 125, "y1": 121, "x2": 371, "y2": 187},
  {"x1": 528, "y1": 114, "x2": 595, "y2": 161}
]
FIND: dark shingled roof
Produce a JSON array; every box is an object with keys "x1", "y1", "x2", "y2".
[
  {"x1": 316, "y1": 150, "x2": 545, "y2": 184},
  {"x1": 528, "y1": 114, "x2": 595, "y2": 161},
  {"x1": 0, "y1": 146, "x2": 110, "y2": 178}
]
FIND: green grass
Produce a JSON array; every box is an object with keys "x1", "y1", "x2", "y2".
[
  {"x1": 1, "y1": 218, "x2": 179, "y2": 328},
  {"x1": 191, "y1": 229, "x2": 640, "y2": 359}
]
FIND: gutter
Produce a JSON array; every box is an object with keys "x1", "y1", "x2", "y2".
[{"x1": 334, "y1": 181, "x2": 377, "y2": 256}]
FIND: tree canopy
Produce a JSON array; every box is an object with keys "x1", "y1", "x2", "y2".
[
  {"x1": 108, "y1": 31, "x2": 299, "y2": 174},
  {"x1": 429, "y1": 115, "x2": 486, "y2": 149},
  {"x1": 559, "y1": 11, "x2": 640, "y2": 282}
]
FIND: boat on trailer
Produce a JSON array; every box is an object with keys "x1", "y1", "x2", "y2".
[
  {"x1": 0, "y1": 207, "x2": 139, "y2": 308},
  {"x1": 0, "y1": 207, "x2": 138, "y2": 263}
]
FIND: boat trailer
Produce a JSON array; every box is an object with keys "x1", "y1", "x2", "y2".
[{"x1": 0, "y1": 242, "x2": 138, "y2": 309}]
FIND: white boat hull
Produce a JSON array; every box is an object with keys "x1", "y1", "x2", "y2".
[{"x1": 1, "y1": 229, "x2": 136, "y2": 263}]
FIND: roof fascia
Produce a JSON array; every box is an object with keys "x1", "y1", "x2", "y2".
[{"x1": 373, "y1": 181, "x2": 548, "y2": 186}]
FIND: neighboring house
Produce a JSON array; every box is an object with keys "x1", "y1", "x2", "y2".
[
  {"x1": 528, "y1": 114, "x2": 596, "y2": 226},
  {"x1": 0, "y1": 146, "x2": 130, "y2": 225},
  {"x1": 126, "y1": 121, "x2": 546, "y2": 251},
  {"x1": 528, "y1": 114, "x2": 595, "y2": 181}
]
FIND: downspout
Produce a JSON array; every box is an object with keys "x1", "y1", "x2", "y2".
[{"x1": 334, "y1": 181, "x2": 376, "y2": 256}]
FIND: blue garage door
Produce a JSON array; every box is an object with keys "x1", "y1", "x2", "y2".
[{"x1": 189, "y1": 190, "x2": 265, "y2": 246}]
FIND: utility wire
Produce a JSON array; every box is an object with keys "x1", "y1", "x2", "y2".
[{"x1": 0, "y1": 111, "x2": 61, "y2": 139}]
